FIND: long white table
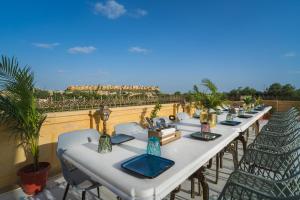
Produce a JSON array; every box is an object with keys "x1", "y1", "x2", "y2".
[{"x1": 61, "y1": 106, "x2": 271, "y2": 200}]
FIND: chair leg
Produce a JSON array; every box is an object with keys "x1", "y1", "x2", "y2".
[
  {"x1": 63, "y1": 183, "x2": 70, "y2": 200},
  {"x1": 232, "y1": 148, "x2": 238, "y2": 170},
  {"x1": 191, "y1": 177, "x2": 195, "y2": 198},
  {"x1": 97, "y1": 187, "x2": 100, "y2": 198},
  {"x1": 198, "y1": 168, "x2": 209, "y2": 200},
  {"x1": 197, "y1": 176, "x2": 201, "y2": 196},
  {"x1": 82, "y1": 190, "x2": 86, "y2": 200},
  {"x1": 170, "y1": 185, "x2": 181, "y2": 200}
]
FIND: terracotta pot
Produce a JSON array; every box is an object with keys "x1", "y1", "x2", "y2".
[{"x1": 17, "y1": 162, "x2": 50, "y2": 195}]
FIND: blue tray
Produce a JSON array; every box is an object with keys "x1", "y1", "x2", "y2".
[
  {"x1": 246, "y1": 111, "x2": 258, "y2": 114},
  {"x1": 191, "y1": 132, "x2": 221, "y2": 141},
  {"x1": 121, "y1": 154, "x2": 175, "y2": 178},
  {"x1": 254, "y1": 107, "x2": 265, "y2": 111},
  {"x1": 220, "y1": 120, "x2": 241, "y2": 126},
  {"x1": 111, "y1": 134, "x2": 135, "y2": 145},
  {"x1": 237, "y1": 114, "x2": 253, "y2": 119}
]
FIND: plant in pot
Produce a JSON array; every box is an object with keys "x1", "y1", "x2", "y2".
[
  {"x1": 193, "y1": 79, "x2": 224, "y2": 127},
  {"x1": 243, "y1": 96, "x2": 254, "y2": 111},
  {"x1": 0, "y1": 56, "x2": 49, "y2": 195}
]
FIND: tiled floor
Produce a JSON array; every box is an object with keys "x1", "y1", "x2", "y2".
[{"x1": 0, "y1": 122, "x2": 265, "y2": 200}]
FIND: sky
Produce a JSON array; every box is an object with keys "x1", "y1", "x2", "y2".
[{"x1": 0, "y1": 0, "x2": 300, "y2": 93}]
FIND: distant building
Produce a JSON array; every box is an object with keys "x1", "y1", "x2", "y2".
[{"x1": 65, "y1": 84, "x2": 160, "y2": 96}]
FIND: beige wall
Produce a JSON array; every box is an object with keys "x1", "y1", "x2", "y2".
[
  {"x1": 0, "y1": 103, "x2": 182, "y2": 192},
  {"x1": 263, "y1": 100, "x2": 300, "y2": 112}
]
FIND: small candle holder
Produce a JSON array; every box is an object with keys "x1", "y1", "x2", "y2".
[{"x1": 201, "y1": 122, "x2": 211, "y2": 133}]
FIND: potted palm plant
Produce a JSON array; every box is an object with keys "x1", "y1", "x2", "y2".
[
  {"x1": 0, "y1": 56, "x2": 49, "y2": 195},
  {"x1": 193, "y1": 79, "x2": 224, "y2": 127},
  {"x1": 243, "y1": 96, "x2": 254, "y2": 111}
]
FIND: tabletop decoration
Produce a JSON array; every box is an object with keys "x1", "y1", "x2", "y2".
[
  {"x1": 192, "y1": 79, "x2": 225, "y2": 127},
  {"x1": 201, "y1": 122, "x2": 211, "y2": 133},
  {"x1": 148, "y1": 127, "x2": 181, "y2": 146},
  {"x1": 98, "y1": 105, "x2": 112, "y2": 153},
  {"x1": 147, "y1": 136, "x2": 161, "y2": 156},
  {"x1": 243, "y1": 96, "x2": 255, "y2": 111}
]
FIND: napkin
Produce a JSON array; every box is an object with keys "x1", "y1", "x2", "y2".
[{"x1": 161, "y1": 128, "x2": 176, "y2": 137}]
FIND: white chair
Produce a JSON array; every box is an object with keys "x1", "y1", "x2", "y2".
[
  {"x1": 193, "y1": 109, "x2": 201, "y2": 118},
  {"x1": 114, "y1": 122, "x2": 148, "y2": 135},
  {"x1": 152, "y1": 117, "x2": 173, "y2": 127},
  {"x1": 176, "y1": 112, "x2": 191, "y2": 121},
  {"x1": 57, "y1": 129, "x2": 101, "y2": 200}
]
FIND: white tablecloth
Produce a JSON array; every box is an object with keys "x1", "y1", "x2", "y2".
[{"x1": 62, "y1": 106, "x2": 271, "y2": 200}]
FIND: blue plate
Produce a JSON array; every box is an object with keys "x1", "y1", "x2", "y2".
[
  {"x1": 220, "y1": 120, "x2": 241, "y2": 126},
  {"x1": 246, "y1": 111, "x2": 258, "y2": 114},
  {"x1": 111, "y1": 134, "x2": 135, "y2": 145},
  {"x1": 254, "y1": 107, "x2": 265, "y2": 111},
  {"x1": 121, "y1": 154, "x2": 175, "y2": 178},
  {"x1": 237, "y1": 115, "x2": 253, "y2": 119}
]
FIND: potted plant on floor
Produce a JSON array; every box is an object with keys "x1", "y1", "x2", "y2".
[
  {"x1": 193, "y1": 79, "x2": 224, "y2": 127},
  {"x1": 0, "y1": 56, "x2": 49, "y2": 195}
]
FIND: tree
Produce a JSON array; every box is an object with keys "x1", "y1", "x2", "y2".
[
  {"x1": 266, "y1": 83, "x2": 282, "y2": 97},
  {"x1": 281, "y1": 84, "x2": 295, "y2": 97}
]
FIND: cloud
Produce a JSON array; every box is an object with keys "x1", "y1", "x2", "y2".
[
  {"x1": 129, "y1": 46, "x2": 149, "y2": 54},
  {"x1": 57, "y1": 69, "x2": 66, "y2": 73},
  {"x1": 94, "y1": 0, "x2": 126, "y2": 19},
  {"x1": 131, "y1": 8, "x2": 148, "y2": 18},
  {"x1": 283, "y1": 52, "x2": 296, "y2": 57},
  {"x1": 32, "y1": 42, "x2": 60, "y2": 49},
  {"x1": 68, "y1": 46, "x2": 96, "y2": 54}
]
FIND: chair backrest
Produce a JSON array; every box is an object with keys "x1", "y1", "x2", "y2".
[
  {"x1": 193, "y1": 109, "x2": 201, "y2": 117},
  {"x1": 56, "y1": 129, "x2": 100, "y2": 185},
  {"x1": 176, "y1": 112, "x2": 190, "y2": 121},
  {"x1": 114, "y1": 122, "x2": 147, "y2": 135}
]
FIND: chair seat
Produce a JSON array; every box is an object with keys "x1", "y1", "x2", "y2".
[
  {"x1": 70, "y1": 168, "x2": 100, "y2": 190},
  {"x1": 221, "y1": 171, "x2": 282, "y2": 200}
]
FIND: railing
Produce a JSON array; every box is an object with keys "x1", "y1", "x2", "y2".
[{"x1": 37, "y1": 95, "x2": 183, "y2": 112}]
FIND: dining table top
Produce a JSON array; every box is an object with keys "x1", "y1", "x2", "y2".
[{"x1": 61, "y1": 106, "x2": 272, "y2": 200}]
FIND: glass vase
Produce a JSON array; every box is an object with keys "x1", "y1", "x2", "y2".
[
  {"x1": 98, "y1": 134, "x2": 112, "y2": 153},
  {"x1": 147, "y1": 136, "x2": 161, "y2": 156}
]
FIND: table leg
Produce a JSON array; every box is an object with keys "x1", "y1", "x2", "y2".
[
  {"x1": 237, "y1": 132, "x2": 247, "y2": 154},
  {"x1": 225, "y1": 141, "x2": 238, "y2": 169},
  {"x1": 170, "y1": 185, "x2": 181, "y2": 200},
  {"x1": 255, "y1": 120, "x2": 260, "y2": 136},
  {"x1": 207, "y1": 159, "x2": 213, "y2": 169},
  {"x1": 219, "y1": 150, "x2": 224, "y2": 168},
  {"x1": 215, "y1": 153, "x2": 219, "y2": 184}
]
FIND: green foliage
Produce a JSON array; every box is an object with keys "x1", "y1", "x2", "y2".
[
  {"x1": 34, "y1": 88, "x2": 51, "y2": 99},
  {"x1": 0, "y1": 56, "x2": 46, "y2": 171},
  {"x1": 193, "y1": 79, "x2": 224, "y2": 111},
  {"x1": 243, "y1": 96, "x2": 254, "y2": 105},
  {"x1": 150, "y1": 102, "x2": 162, "y2": 119},
  {"x1": 174, "y1": 91, "x2": 181, "y2": 95}
]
